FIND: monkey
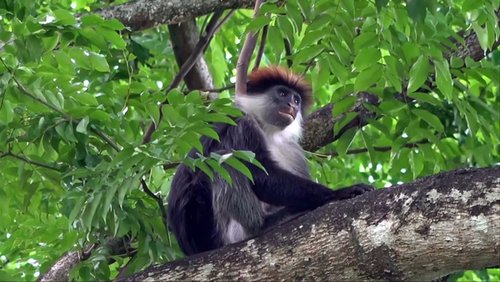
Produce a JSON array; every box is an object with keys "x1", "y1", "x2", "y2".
[{"x1": 167, "y1": 66, "x2": 373, "y2": 255}]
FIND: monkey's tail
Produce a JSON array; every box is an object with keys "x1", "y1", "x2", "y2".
[{"x1": 167, "y1": 184, "x2": 218, "y2": 255}]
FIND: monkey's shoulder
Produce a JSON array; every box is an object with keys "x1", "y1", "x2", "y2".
[{"x1": 196, "y1": 115, "x2": 267, "y2": 155}]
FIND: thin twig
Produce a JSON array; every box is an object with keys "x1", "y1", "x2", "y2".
[
  {"x1": 187, "y1": 84, "x2": 235, "y2": 94},
  {"x1": 1, "y1": 57, "x2": 123, "y2": 153},
  {"x1": 140, "y1": 178, "x2": 169, "y2": 232},
  {"x1": 0, "y1": 57, "x2": 69, "y2": 119},
  {"x1": 284, "y1": 38, "x2": 293, "y2": 68},
  {"x1": 253, "y1": 24, "x2": 269, "y2": 72},
  {"x1": 313, "y1": 140, "x2": 429, "y2": 158},
  {"x1": 302, "y1": 50, "x2": 324, "y2": 76},
  {"x1": 1, "y1": 151, "x2": 63, "y2": 171},
  {"x1": 142, "y1": 10, "x2": 233, "y2": 144},
  {"x1": 163, "y1": 10, "x2": 225, "y2": 94},
  {"x1": 90, "y1": 126, "x2": 121, "y2": 151},
  {"x1": 235, "y1": 0, "x2": 266, "y2": 95}
]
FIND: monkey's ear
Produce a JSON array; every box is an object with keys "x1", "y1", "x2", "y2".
[{"x1": 247, "y1": 66, "x2": 313, "y2": 111}]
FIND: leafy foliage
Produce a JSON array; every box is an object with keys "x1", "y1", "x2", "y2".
[{"x1": 0, "y1": 0, "x2": 498, "y2": 280}]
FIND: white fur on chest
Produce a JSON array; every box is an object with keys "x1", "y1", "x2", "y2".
[{"x1": 264, "y1": 114, "x2": 308, "y2": 178}]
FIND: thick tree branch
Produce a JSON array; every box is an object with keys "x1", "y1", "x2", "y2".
[
  {"x1": 301, "y1": 92, "x2": 379, "y2": 152},
  {"x1": 96, "y1": 0, "x2": 255, "y2": 32},
  {"x1": 124, "y1": 166, "x2": 500, "y2": 281},
  {"x1": 168, "y1": 20, "x2": 215, "y2": 94}
]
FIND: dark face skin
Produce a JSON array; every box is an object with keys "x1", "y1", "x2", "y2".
[{"x1": 263, "y1": 85, "x2": 302, "y2": 128}]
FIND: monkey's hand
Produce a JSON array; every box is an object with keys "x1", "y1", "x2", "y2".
[{"x1": 329, "y1": 183, "x2": 374, "y2": 201}]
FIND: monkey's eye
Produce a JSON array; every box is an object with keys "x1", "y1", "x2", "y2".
[
  {"x1": 293, "y1": 95, "x2": 301, "y2": 105},
  {"x1": 279, "y1": 91, "x2": 287, "y2": 97}
]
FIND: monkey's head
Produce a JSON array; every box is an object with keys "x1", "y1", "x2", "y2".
[{"x1": 236, "y1": 66, "x2": 312, "y2": 130}]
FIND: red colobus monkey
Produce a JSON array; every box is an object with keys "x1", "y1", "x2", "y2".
[{"x1": 167, "y1": 66, "x2": 373, "y2": 255}]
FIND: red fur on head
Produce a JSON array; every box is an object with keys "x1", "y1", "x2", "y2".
[{"x1": 246, "y1": 66, "x2": 313, "y2": 111}]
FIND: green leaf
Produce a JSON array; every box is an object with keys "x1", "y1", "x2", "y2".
[
  {"x1": 90, "y1": 53, "x2": 110, "y2": 72},
  {"x1": 375, "y1": 0, "x2": 389, "y2": 10},
  {"x1": 293, "y1": 45, "x2": 323, "y2": 65},
  {"x1": 333, "y1": 112, "x2": 357, "y2": 135},
  {"x1": 81, "y1": 14, "x2": 106, "y2": 27},
  {"x1": 167, "y1": 90, "x2": 184, "y2": 105},
  {"x1": 82, "y1": 192, "x2": 103, "y2": 229},
  {"x1": 331, "y1": 41, "x2": 351, "y2": 65},
  {"x1": 54, "y1": 51, "x2": 75, "y2": 75},
  {"x1": 407, "y1": 55, "x2": 429, "y2": 93},
  {"x1": 225, "y1": 157, "x2": 254, "y2": 183},
  {"x1": 76, "y1": 116, "x2": 89, "y2": 134},
  {"x1": 406, "y1": 0, "x2": 426, "y2": 24},
  {"x1": 353, "y1": 31, "x2": 378, "y2": 51},
  {"x1": 413, "y1": 109, "x2": 444, "y2": 132},
  {"x1": 80, "y1": 27, "x2": 107, "y2": 50},
  {"x1": 327, "y1": 55, "x2": 348, "y2": 84},
  {"x1": 202, "y1": 113, "x2": 236, "y2": 125},
  {"x1": 206, "y1": 159, "x2": 232, "y2": 185},
  {"x1": 316, "y1": 57, "x2": 330, "y2": 88},
  {"x1": 354, "y1": 64, "x2": 382, "y2": 92},
  {"x1": 333, "y1": 96, "x2": 357, "y2": 116},
  {"x1": 462, "y1": 0, "x2": 482, "y2": 12},
  {"x1": 300, "y1": 30, "x2": 327, "y2": 47},
  {"x1": 53, "y1": 9, "x2": 77, "y2": 26},
  {"x1": 434, "y1": 59, "x2": 453, "y2": 99},
  {"x1": 97, "y1": 27, "x2": 126, "y2": 49},
  {"x1": 410, "y1": 150, "x2": 424, "y2": 179},
  {"x1": 353, "y1": 47, "x2": 380, "y2": 71},
  {"x1": 408, "y1": 92, "x2": 441, "y2": 106},
  {"x1": 267, "y1": 26, "x2": 284, "y2": 55},
  {"x1": 245, "y1": 16, "x2": 270, "y2": 33},
  {"x1": 463, "y1": 104, "x2": 479, "y2": 136},
  {"x1": 68, "y1": 197, "x2": 85, "y2": 224},
  {"x1": 44, "y1": 32, "x2": 60, "y2": 52},
  {"x1": 335, "y1": 127, "x2": 357, "y2": 156},
  {"x1": 232, "y1": 150, "x2": 267, "y2": 174},
  {"x1": 0, "y1": 100, "x2": 14, "y2": 124},
  {"x1": 277, "y1": 16, "x2": 295, "y2": 41},
  {"x1": 102, "y1": 184, "x2": 119, "y2": 219},
  {"x1": 194, "y1": 126, "x2": 219, "y2": 141},
  {"x1": 472, "y1": 23, "x2": 489, "y2": 52},
  {"x1": 195, "y1": 161, "x2": 214, "y2": 180}
]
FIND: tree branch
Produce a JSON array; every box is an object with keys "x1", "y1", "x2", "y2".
[
  {"x1": 168, "y1": 20, "x2": 215, "y2": 93},
  {"x1": 123, "y1": 166, "x2": 500, "y2": 281},
  {"x1": 142, "y1": 10, "x2": 233, "y2": 144},
  {"x1": 252, "y1": 25, "x2": 268, "y2": 72},
  {"x1": 1, "y1": 57, "x2": 122, "y2": 153},
  {"x1": 300, "y1": 27, "x2": 500, "y2": 152},
  {"x1": 235, "y1": 0, "x2": 265, "y2": 95},
  {"x1": 314, "y1": 139, "x2": 429, "y2": 158},
  {"x1": 0, "y1": 151, "x2": 63, "y2": 171},
  {"x1": 96, "y1": 0, "x2": 255, "y2": 32}
]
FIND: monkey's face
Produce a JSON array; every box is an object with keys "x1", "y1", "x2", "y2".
[
  {"x1": 236, "y1": 85, "x2": 303, "y2": 130},
  {"x1": 263, "y1": 85, "x2": 302, "y2": 128}
]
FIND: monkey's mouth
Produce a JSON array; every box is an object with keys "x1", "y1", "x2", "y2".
[{"x1": 278, "y1": 110, "x2": 296, "y2": 120}]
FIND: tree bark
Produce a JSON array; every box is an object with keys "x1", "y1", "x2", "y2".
[
  {"x1": 123, "y1": 166, "x2": 500, "y2": 281},
  {"x1": 96, "y1": 0, "x2": 254, "y2": 31},
  {"x1": 168, "y1": 20, "x2": 216, "y2": 99}
]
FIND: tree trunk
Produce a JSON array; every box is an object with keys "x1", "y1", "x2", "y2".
[{"x1": 123, "y1": 167, "x2": 500, "y2": 281}]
